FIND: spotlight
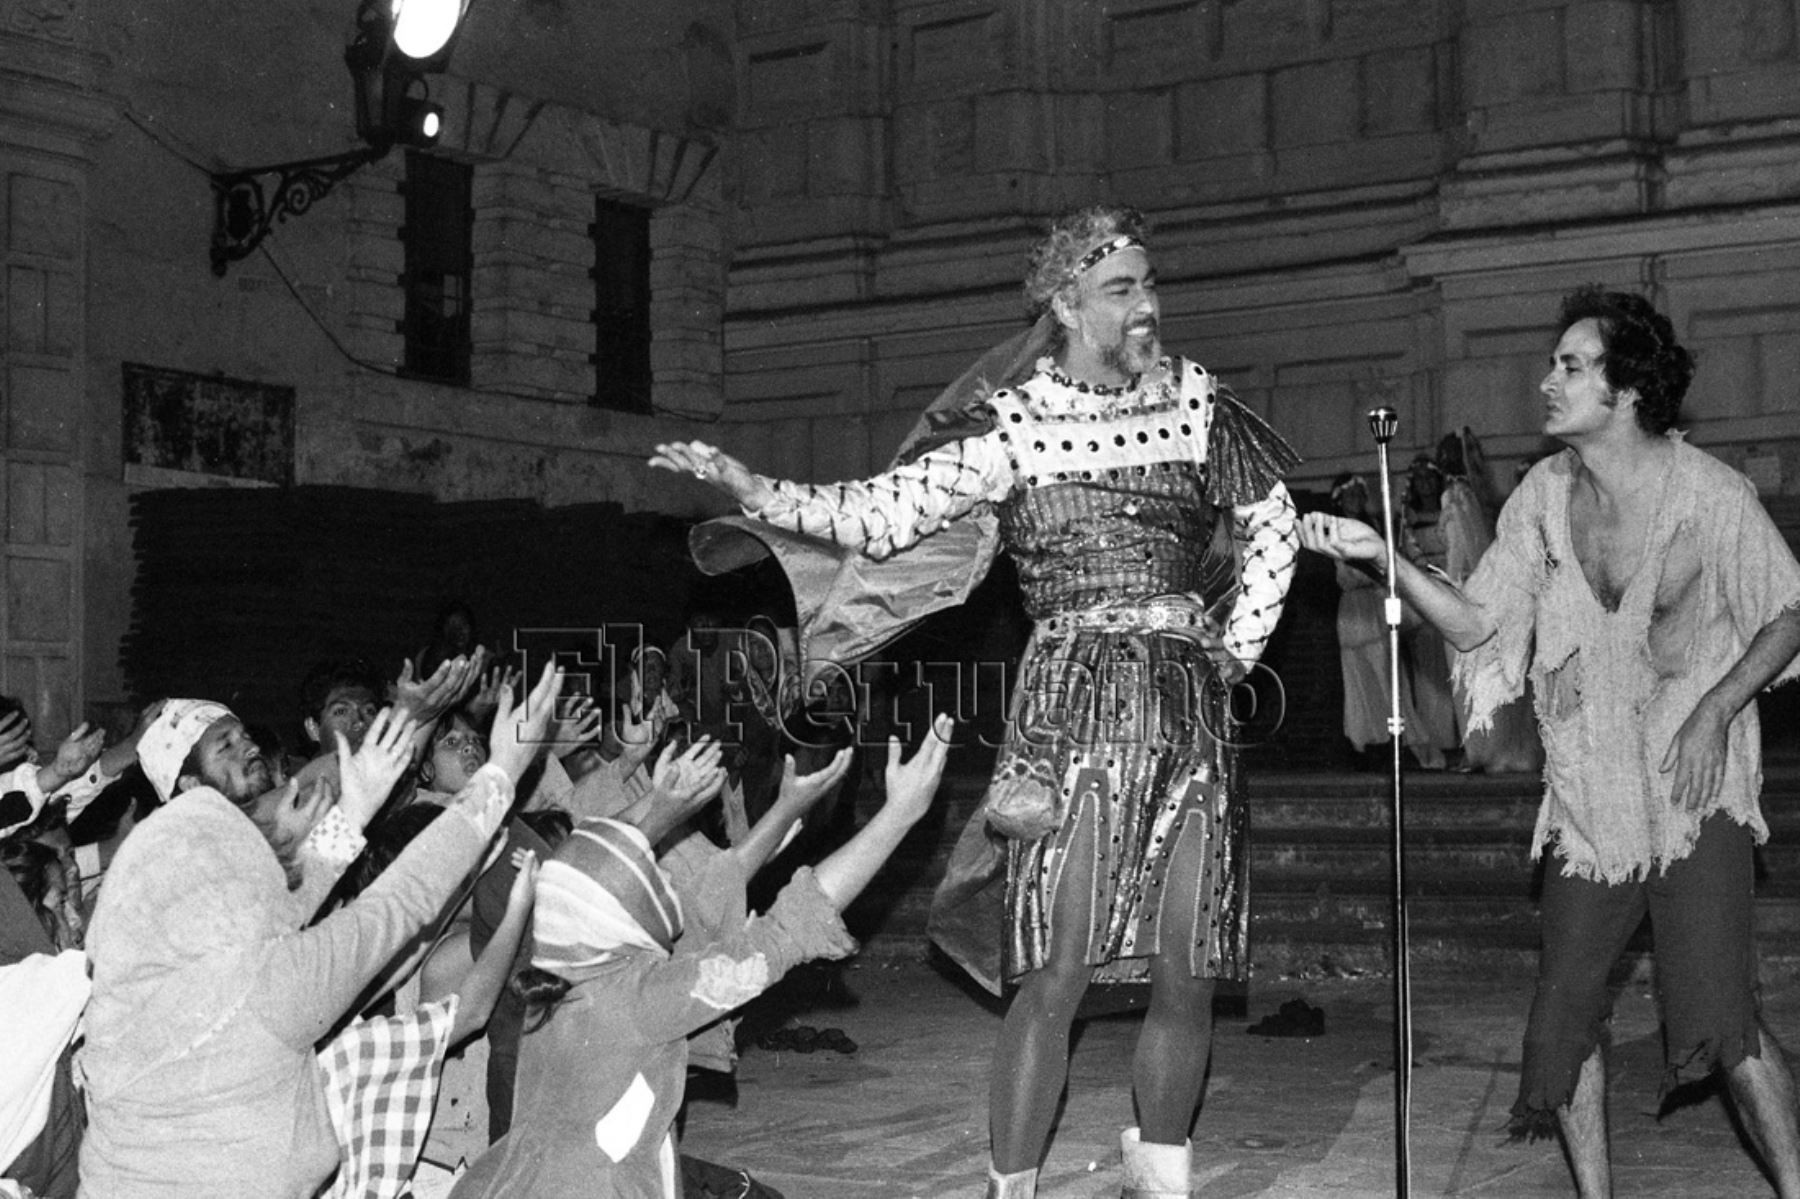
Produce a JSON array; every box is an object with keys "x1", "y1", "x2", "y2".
[
  {"x1": 393, "y1": 86, "x2": 445, "y2": 148},
  {"x1": 391, "y1": 0, "x2": 469, "y2": 61},
  {"x1": 208, "y1": 0, "x2": 472, "y2": 274}
]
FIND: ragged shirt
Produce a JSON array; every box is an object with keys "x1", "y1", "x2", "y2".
[{"x1": 1453, "y1": 440, "x2": 1800, "y2": 883}]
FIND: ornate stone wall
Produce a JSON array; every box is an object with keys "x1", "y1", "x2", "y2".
[{"x1": 714, "y1": 0, "x2": 1800, "y2": 508}]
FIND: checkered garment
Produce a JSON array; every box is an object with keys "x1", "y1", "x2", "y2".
[{"x1": 316, "y1": 996, "x2": 460, "y2": 1199}]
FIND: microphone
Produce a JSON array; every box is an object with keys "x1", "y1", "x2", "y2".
[{"x1": 1367, "y1": 406, "x2": 1398, "y2": 445}]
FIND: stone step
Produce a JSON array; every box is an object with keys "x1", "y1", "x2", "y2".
[{"x1": 848, "y1": 764, "x2": 1800, "y2": 970}]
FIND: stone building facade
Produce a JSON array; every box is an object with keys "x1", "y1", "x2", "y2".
[
  {"x1": 3, "y1": 0, "x2": 1800, "y2": 727},
  {"x1": 719, "y1": 0, "x2": 1800, "y2": 513}
]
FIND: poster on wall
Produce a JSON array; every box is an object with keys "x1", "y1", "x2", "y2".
[{"x1": 121, "y1": 362, "x2": 296, "y2": 485}]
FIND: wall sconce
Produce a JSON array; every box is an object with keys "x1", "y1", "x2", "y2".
[{"x1": 209, "y1": 0, "x2": 471, "y2": 276}]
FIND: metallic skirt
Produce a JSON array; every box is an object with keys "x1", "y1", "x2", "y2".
[{"x1": 930, "y1": 621, "x2": 1249, "y2": 993}]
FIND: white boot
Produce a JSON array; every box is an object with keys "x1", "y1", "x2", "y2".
[
  {"x1": 1120, "y1": 1127, "x2": 1192, "y2": 1199},
  {"x1": 984, "y1": 1163, "x2": 1038, "y2": 1199}
]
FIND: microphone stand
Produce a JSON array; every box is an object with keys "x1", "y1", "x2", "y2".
[{"x1": 1368, "y1": 405, "x2": 1412, "y2": 1197}]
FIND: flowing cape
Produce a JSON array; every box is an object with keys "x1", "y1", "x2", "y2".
[{"x1": 687, "y1": 315, "x2": 1058, "y2": 688}]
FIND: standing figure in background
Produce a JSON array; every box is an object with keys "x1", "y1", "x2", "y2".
[
  {"x1": 1438, "y1": 430, "x2": 1542, "y2": 773},
  {"x1": 1401, "y1": 455, "x2": 1459, "y2": 768},
  {"x1": 652, "y1": 204, "x2": 1300, "y2": 1199},
  {"x1": 1329, "y1": 474, "x2": 1433, "y2": 771}
]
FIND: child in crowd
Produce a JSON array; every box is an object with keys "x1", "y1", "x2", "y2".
[{"x1": 448, "y1": 714, "x2": 955, "y2": 1198}]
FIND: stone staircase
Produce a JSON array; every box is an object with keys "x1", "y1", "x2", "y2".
[{"x1": 845, "y1": 757, "x2": 1800, "y2": 978}]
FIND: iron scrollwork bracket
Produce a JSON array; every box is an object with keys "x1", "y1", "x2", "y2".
[{"x1": 209, "y1": 145, "x2": 388, "y2": 276}]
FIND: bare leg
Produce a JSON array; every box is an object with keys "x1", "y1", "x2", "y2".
[
  {"x1": 1556, "y1": 1046, "x2": 1610, "y2": 1199},
  {"x1": 989, "y1": 811, "x2": 1097, "y2": 1173},
  {"x1": 1133, "y1": 817, "x2": 1216, "y2": 1146},
  {"x1": 1725, "y1": 1025, "x2": 1800, "y2": 1198}
]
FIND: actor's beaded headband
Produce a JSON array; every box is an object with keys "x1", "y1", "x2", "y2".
[{"x1": 1072, "y1": 234, "x2": 1144, "y2": 278}]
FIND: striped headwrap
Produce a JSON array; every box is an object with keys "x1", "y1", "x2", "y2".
[{"x1": 532, "y1": 817, "x2": 684, "y2": 981}]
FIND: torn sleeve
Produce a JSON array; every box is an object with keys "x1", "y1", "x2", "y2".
[
  {"x1": 1718, "y1": 475, "x2": 1800, "y2": 691},
  {"x1": 1452, "y1": 476, "x2": 1548, "y2": 734}
]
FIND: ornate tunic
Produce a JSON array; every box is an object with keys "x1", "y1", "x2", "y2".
[
  {"x1": 1453, "y1": 441, "x2": 1800, "y2": 883},
  {"x1": 750, "y1": 356, "x2": 1298, "y2": 987}
]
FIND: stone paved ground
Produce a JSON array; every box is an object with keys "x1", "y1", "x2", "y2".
[{"x1": 680, "y1": 952, "x2": 1800, "y2": 1198}]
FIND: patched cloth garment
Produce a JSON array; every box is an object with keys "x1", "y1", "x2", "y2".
[
  {"x1": 1454, "y1": 441, "x2": 1800, "y2": 884},
  {"x1": 317, "y1": 997, "x2": 459, "y2": 1199},
  {"x1": 77, "y1": 765, "x2": 514, "y2": 1199},
  {"x1": 750, "y1": 357, "x2": 1299, "y2": 990},
  {"x1": 449, "y1": 864, "x2": 855, "y2": 1199}
]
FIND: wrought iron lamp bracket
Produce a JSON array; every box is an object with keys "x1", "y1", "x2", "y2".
[{"x1": 209, "y1": 144, "x2": 389, "y2": 276}]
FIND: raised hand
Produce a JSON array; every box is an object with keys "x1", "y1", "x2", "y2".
[
  {"x1": 336, "y1": 707, "x2": 420, "y2": 829},
  {"x1": 99, "y1": 699, "x2": 167, "y2": 777},
  {"x1": 487, "y1": 661, "x2": 564, "y2": 784},
  {"x1": 392, "y1": 647, "x2": 489, "y2": 727},
  {"x1": 648, "y1": 737, "x2": 727, "y2": 821},
  {"x1": 775, "y1": 748, "x2": 853, "y2": 818},
  {"x1": 505, "y1": 846, "x2": 539, "y2": 914},
  {"x1": 647, "y1": 440, "x2": 776, "y2": 510},
  {"x1": 548, "y1": 694, "x2": 603, "y2": 757},
  {"x1": 880, "y1": 713, "x2": 955, "y2": 827},
  {"x1": 612, "y1": 701, "x2": 665, "y2": 774},
  {"x1": 39, "y1": 722, "x2": 106, "y2": 794},
  {"x1": 465, "y1": 662, "x2": 522, "y2": 726},
  {"x1": 0, "y1": 710, "x2": 33, "y2": 770}
]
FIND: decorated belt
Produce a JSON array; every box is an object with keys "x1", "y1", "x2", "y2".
[{"x1": 1037, "y1": 597, "x2": 1217, "y2": 636}]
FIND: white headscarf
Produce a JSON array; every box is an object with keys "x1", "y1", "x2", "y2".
[{"x1": 138, "y1": 699, "x2": 232, "y2": 802}]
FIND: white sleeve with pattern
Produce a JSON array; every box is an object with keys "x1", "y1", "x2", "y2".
[
  {"x1": 1225, "y1": 482, "x2": 1299, "y2": 666},
  {"x1": 746, "y1": 432, "x2": 1016, "y2": 560}
]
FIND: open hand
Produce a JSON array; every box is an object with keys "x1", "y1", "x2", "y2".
[
  {"x1": 465, "y1": 662, "x2": 522, "y2": 726},
  {"x1": 548, "y1": 694, "x2": 602, "y2": 756},
  {"x1": 648, "y1": 737, "x2": 727, "y2": 822},
  {"x1": 393, "y1": 647, "x2": 488, "y2": 726},
  {"x1": 487, "y1": 661, "x2": 564, "y2": 784},
  {"x1": 775, "y1": 748, "x2": 853, "y2": 818},
  {"x1": 45, "y1": 722, "x2": 105, "y2": 785},
  {"x1": 648, "y1": 440, "x2": 775, "y2": 510},
  {"x1": 0, "y1": 710, "x2": 33, "y2": 770},
  {"x1": 336, "y1": 707, "x2": 420, "y2": 829},
  {"x1": 881, "y1": 713, "x2": 955, "y2": 826},
  {"x1": 613, "y1": 701, "x2": 666, "y2": 773}
]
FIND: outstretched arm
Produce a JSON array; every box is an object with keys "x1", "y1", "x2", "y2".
[
  {"x1": 732, "y1": 749, "x2": 853, "y2": 879},
  {"x1": 1299, "y1": 511, "x2": 1498, "y2": 652},
  {"x1": 650, "y1": 436, "x2": 1015, "y2": 559},
  {"x1": 812, "y1": 715, "x2": 953, "y2": 910},
  {"x1": 448, "y1": 846, "x2": 537, "y2": 1043}
]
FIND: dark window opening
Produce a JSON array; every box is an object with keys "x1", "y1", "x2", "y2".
[
  {"x1": 400, "y1": 152, "x2": 473, "y2": 385},
  {"x1": 591, "y1": 198, "x2": 653, "y2": 413}
]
